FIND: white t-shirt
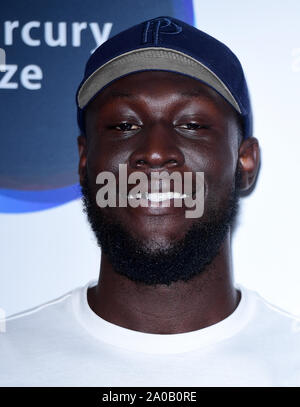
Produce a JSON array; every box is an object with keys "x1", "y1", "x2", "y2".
[{"x1": 1, "y1": 280, "x2": 300, "y2": 387}]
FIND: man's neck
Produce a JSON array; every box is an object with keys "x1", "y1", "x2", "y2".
[{"x1": 87, "y1": 235, "x2": 240, "y2": 334}]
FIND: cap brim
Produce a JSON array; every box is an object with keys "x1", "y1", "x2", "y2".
[{"x1": 77, "y1": 47, "x2": 241, "y2": 114}]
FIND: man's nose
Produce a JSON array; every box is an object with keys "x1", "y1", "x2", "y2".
[{"x1": 129, "y1": 123, "x2": 185, "y2": 171}]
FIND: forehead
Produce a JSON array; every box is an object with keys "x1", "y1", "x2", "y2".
[{"x1": 86, "y1": 71, "x2": 237, "y2": 118}]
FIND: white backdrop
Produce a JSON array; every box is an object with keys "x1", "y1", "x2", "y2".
[{"x1": 1, "y1": 0, "x2": 300, "y2": 317}]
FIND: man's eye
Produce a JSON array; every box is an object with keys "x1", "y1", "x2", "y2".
[
  {"x1": 178, "y1": 123, "x2": 207, "y2": 130},
  {"x1": 115, "y1": 123, "x2": 140, "y2": 131}
]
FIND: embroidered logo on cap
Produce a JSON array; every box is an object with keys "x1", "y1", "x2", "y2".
[{"x1": 142, "y1": 17, "x2": 182, "y2": 46}]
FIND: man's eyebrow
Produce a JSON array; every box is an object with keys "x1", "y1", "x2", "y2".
[
  {"x1": 105, "y1": 91, "x2": 138, "y2": 100},
  {"x1": 104, "y1": 89, "x2": 211, "y2": 100},
  {"x1": 179, "y1": 90, "x2": 211, "y2": 98}
]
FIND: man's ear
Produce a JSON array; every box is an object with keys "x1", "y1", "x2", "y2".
[
  {"x1": 77, "y1": 134, "x2": 87, "y2": 186},
  {"x1": 238, "y1": 137, "x2": 260, "y2": 191}
]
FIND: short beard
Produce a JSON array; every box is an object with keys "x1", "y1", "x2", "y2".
[{"x1": 81, "y1": 171, "x2": 241, "y2": 286}]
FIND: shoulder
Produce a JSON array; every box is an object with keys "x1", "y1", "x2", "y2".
[
  {"x1": 0, "y1": 282, "x2": 91, "y2": 343},
  {"x1": 241, "y1": 285, "x2": 300, "y2": 329},
  {"x1": 247, "y1": 286, "x2": 300, "y2": 325},
  {"x1": 0, "y1": 281, "x2": 94, "y2": 386},
  {"x1": 239, "y1": 285, "x2": 300, "y2": 356},
  {"x1": 5, "y1": 289, "x2": 74, "y2": 328}
]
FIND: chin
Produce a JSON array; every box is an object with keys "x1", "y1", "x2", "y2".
[{"x1": 137, "y1": 235, "x2": 180, "y2": 253}]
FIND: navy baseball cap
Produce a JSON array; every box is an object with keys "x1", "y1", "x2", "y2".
[{"x1": 76, "y1": 16, "x2": 252, "y2": 139}]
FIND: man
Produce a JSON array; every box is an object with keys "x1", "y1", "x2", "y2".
[{"x1": 1, "y1": 16, "x2": 300, "y2": 387}]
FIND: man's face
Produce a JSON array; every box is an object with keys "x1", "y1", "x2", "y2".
[{"x1": 79, "y1": 71, "x2": 243, "y2": 285}]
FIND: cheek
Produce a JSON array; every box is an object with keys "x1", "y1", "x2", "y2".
[
  {"x1": 86, "y1": 138, "x2": 130, "y2": 180},
  {"x1": 186, "y1": 141, "x2": 238, "y2": 204},
  {"x1": 207, "y1": 146, "x2": 238, "y2": 204},
  {"x1": 212, "y1": 146, "x2": 237, "y2": 182}
]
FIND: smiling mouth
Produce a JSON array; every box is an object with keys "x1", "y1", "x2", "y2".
[{"x1": 128, "y1": 191, "x2": 189, "y2": 202}]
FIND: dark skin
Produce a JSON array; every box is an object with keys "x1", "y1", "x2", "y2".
[{"x1": 78, "y1": 71, "x2": 260, "y2": 334}]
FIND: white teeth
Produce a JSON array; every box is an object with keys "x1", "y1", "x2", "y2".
[
  {"x1": 146, "y1": 192, "x2": 186, "y2": 202},
  {"x1": 128, "y1": 192, "x2": 188, "y2": 202}
]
